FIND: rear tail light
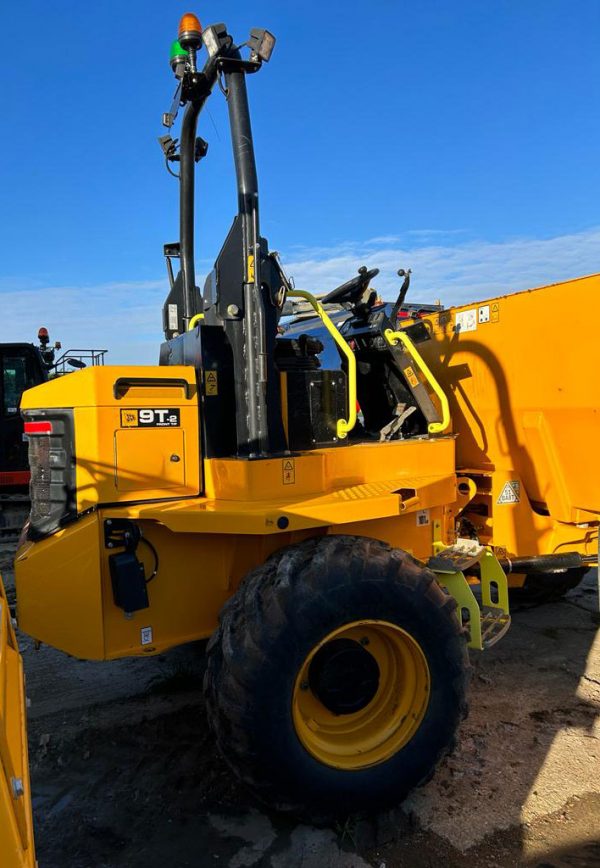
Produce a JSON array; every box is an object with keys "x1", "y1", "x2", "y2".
[
  {"x1": 24, "y1": 421, "x2": 53, "y2": 435},
  {"x1": 23, "y1": 411, "x2": 76, "y2": 539},
  {"x1": 28, "y1": 435, "x2": 52, "y2": 518}
]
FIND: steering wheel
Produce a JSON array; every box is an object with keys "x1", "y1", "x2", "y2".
[{"x1": 321, "y1": 266, "x2": 380, "y2": 305}]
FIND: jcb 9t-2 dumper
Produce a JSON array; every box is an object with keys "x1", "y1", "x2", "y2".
[{"x1": 13, "y1": 15, "x2": 598, "y2": 819}]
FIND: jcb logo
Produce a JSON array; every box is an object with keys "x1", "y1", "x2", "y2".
[{"x1": 120, "y1": 408, "x2": 180, "y2": 428}]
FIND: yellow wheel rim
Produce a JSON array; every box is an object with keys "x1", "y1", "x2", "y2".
[{"x1": 292, "y1": 620, "x2": 430, "y2": 770}]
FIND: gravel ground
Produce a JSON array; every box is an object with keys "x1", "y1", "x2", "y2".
[{"x1": 4, "y1": 564, "x2": 599, "y2": 867}]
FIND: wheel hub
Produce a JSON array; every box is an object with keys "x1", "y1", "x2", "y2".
[
  {"x1": 293, "y1": 620, "x2": 431, "y2": 770},
  {"x1": 308, "y1": 637, "x2": 380, "y2": 715}
]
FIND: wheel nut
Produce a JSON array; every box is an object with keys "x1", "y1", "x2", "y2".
[
  {"x1": 360, "y1": 636, "x2": 370, "y2": 646},
  {"x1": 300, "y1": 681, "x2": 309, "y2": 691}
]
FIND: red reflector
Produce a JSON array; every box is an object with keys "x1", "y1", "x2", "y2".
[
  {"x1": 0, "y1": 471, "x2": 30, "y2": 486},
  {"x1": 24, "y1": 421, "x2": 53, "y2": 435}
]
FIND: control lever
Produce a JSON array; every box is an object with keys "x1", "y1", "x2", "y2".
[{"x1": 390, "y1": 268, "x2": 412, "y2": 323}]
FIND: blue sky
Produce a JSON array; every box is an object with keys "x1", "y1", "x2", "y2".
[{"x1": 1, "y1": 1, "x2": 599, "y2": 362}]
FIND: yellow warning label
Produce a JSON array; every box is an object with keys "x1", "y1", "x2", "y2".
[
  {"x1": 404, "y1": 365, "x2": 419, "y2": 388},
  {"x1": 120, "y1": 409, "x2": 139, "y2": 427},
  {"x1": 491, "y1": 302, "x2": 500, "y2": 323},
  {"x1": 205, "y1": 370, "x2": 218, "y2": 396},
  {"x1": 247, "y1": 255, "x2": 255, "y2": 283},
  {"x1": 282, "y1": 458, "x2": 296, "y2": 485}
]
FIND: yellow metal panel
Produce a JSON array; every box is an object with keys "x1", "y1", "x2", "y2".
[
  {"x1": 204, "y1": 437, "x2": 455, "y2": 501},
  {"x1": 421, "y1": 276, "x2": 600, "y2": 518},
  {"x1": 14, "y1": 438, "x2": 458, "y2": 661},
  {"x1": 0, "y1": 575, "x2": 35, "y2": 868},
  {"x1": 17, "y1": 511, "x2": 316, "y2": 658},
  {"x1": 21, "y1": 364, "x2": 195, "y2": 408},
  {"x1": 114, "y1": 428, "x2": 186, "y2": 491},
  {"x1": 115, "y1": 472, "x2": 453, "y2": 537},
  {"x1": 21, "y1": 365, "x2": 201, "y2": 510},
  {"x1": 16, "y1": 513, "x2": 105, "y2": 659},
  {"x1": 17, "y1": 505, "x2": 455, "y2": 661},
  {"x1": 332, "y1": 508, "x2": 445, "y2": 562},
  {"x1": 110, "y1": 438, "x2": 457, "y2": 537},
  {"x1": 418, "y1": 274, "x2": 600, "y2": 555}
]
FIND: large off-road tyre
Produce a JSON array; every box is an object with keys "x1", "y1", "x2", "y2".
[
  {"x1": 204, "y1": 535, "x2": 469, "y2": 819},
  {"x1": 509, "y1": 568, "x2": 586, "y2": 606}
]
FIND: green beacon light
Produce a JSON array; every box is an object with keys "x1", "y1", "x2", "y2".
[{"x1": 170, "y1": 39, "x2": 189, "y2": 77}]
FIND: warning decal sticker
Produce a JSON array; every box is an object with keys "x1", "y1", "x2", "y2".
[
  {"x1": 455, "y1": 309, "x2": 477, "y2": 333},
  {"x1": 282, "y1": 458, "x2": 296, "y2": 485},
  {"x1": 497, "y1": 481, "x2": 520, "y2": 504},
  {"x1": 404, "y1": 365, "x2": 419, "y2": 388},
  {"x1": 205, "y1": 370, "x2": 218, "y2": 396},
  {"x1": 416, "y1": 509, "x2": 430, "y2": 526},
  {"x1": 491, "y1": 302, "x2": 500, "y2": 323}
]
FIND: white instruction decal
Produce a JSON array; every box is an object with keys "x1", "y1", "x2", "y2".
[
  {"x1": 168, "y1": 303, "x2": 178, "y2": 331},
  {"x1": 497, "y1": 481, "x2": 520, "y2": 504},
  {"x1": 455, "y1": 309, "x2": 477, "y2": 333},
  {"x1": 140, "y1": 626, "x2": 153, "y2": 646},
  {"x1": 478, "y1": 305, "x2": 490, "y2": 324},
  {"x1": 416, "y1": 509, "x2": 430, "y2": 526}
]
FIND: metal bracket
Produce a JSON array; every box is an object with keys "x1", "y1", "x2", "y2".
[{"x1": 428, "y1": 542, "x2": 511, "y2": 650}]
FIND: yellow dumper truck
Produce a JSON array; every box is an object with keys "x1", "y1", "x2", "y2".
[
  {"x1": 0, "y1": 574, "x2": 35, "y2": 867},
  {"x1": 10, "y1": 14, "x2": 599, "y2": 822}
]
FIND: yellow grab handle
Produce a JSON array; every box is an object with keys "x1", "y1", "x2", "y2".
[
  {"x1": 286, "y1": 290, "x2": 357, "y2": 439},
  {"x1": 188, "y1": 313, "x2": 205, "y2": 330},
  {"x1": 384, "y1": 328, "x2": 450, "y2": 435}
]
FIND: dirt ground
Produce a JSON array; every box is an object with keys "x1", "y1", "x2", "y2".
[{"x1": 4, "y1": 558, "x2": 599, "y2": 868}]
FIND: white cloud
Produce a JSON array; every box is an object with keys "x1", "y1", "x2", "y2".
[
  {"x1": 286, "y1": 226, "x2": 600, "y2": 305},
  {"x1": 1, "y1": 227, "x2": 599, "y2": 365},
  {"x1": 0, "y1": 279, "x2": 169, "y2": 365}
]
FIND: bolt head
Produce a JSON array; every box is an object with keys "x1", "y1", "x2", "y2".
[{"x1": 10, "y1": 777, "x2": 24, "y2": 798}]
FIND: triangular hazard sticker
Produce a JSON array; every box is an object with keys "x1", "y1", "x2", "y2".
[{"x1": 497, "y1": 481, "x2": 520, "y2": 504}]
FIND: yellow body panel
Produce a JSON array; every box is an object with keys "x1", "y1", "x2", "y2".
[
  {"x1": 419, "y1": 274, "x2": 600, "y2": 559},
  {"x1": 16, "y1": 413, "x2": 457, "y2": 658},
  {"x1": 0, "y1": 575, "x2": 36, "y2": 868},
  {"x1": 20, "y1": 366, "x2": 200, "y2": 510}
]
